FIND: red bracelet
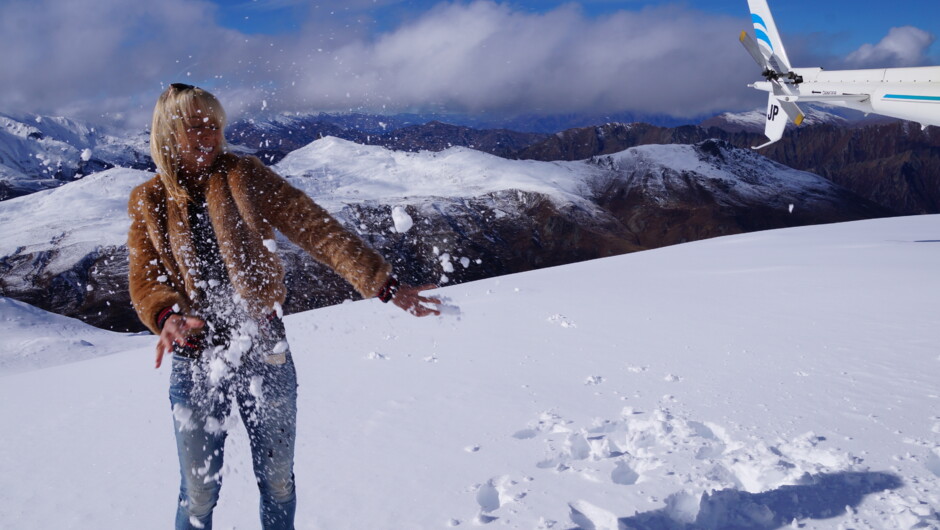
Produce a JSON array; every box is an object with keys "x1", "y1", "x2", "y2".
[
  {"x1": 156, "y1": 307, "x2": 179, "y2": 330},
  {"x1": 377, "y1": 277, "x2": 400, "y2": 303}
]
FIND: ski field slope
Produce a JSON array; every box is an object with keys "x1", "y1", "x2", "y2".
[{"x1": 1, "y1": 215, "x2": 938, "y2": 529}]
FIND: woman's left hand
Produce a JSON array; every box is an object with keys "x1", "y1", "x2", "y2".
[{"x1": 392, "y1": 283, "x2": 442, "y2": 317}]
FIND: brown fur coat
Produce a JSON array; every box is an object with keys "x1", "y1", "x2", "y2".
[{"x1": 127, "y1": 153, "x2": 391, "y2": 334}]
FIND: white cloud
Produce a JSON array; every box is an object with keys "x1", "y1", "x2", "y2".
[
  {"x1": 0, "y1": 0, "x2": 756, "y2": 127},
  {"x1": 269, "y1": 2, "x2": 756, "y2": 120},
  {"x1": 845, "y1": 26, "x2": 935, "y2": 68},
  {"x1": 0, "y1": 0, "x2": 240, "y2": 123}
]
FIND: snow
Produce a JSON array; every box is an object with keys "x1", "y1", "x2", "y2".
[
  {"x1": 1, "y1": 215, "x2": 938, "y2": 529},
  {"x1": 0, "y1": 113, "x2": 149, "y2": 188},
  {"x1": 0, "y1": 296, "x2": 145, "y2": 375},
  {"x1": 0, "y1": 136, "x2": 843, "y2": 289},
  {"x1": 0, "y1": 137, "x2": 600, "y2": 280},
  {"x1": 0, "y1": 167, "x2": 152, "y2": 273},
  {"x1": 707, "y1": 106, "x2": 850, "y2": 133},
  {"x1": 391, "y1": 205, "x2": 414, "y2": 233},
  {"x1": 601, "y1": 142, "x2": 836, "y2": 207},
  {"x1": 272, "y1": 136, "x2": 599, "y2": 211}
]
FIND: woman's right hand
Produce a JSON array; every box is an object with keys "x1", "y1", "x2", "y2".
[{"x1": 155, "y1": 315, "x2": 205, "y2": 368}]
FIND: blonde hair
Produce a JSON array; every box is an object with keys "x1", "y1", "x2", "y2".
[{"x1": 150, "y1": 84, "x2": 227, "y2": 204}]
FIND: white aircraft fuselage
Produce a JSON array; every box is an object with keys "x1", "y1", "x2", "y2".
[
  {"x1": 743, "y1": 0, "x2": 940, "y2": 147},
  {"x1": 752, "y1": 66, "x2": 940, "y2": 127}
]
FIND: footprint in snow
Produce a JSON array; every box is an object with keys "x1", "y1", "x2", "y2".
[
  {"x1": 547, "y1": 314, "x2": 577, "y2": 328},
  {"x1": 611, "y1": 460, "x2": 640, "y2": 485},
  {"x1": 925, "y1": 449, "x2": 940, "y2": 478},
  {"x1": 479, "y1": 407, "x2": 901, "y2": 529},
  {"x1": 473, "y1": 476, "x2": 525, "y2": 524},
  {"x1": 513, "y1": 428, "x2": 538, "y2": 440}
]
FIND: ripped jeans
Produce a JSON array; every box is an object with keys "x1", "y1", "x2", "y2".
[{"x1": 169, "y1": 329, "x2": 298, "y2": 530}]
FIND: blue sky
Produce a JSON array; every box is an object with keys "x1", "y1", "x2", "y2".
[
  {"x1": 1, "y1": 0, "x2": 937, "y2": 128},
  {"x1": 211, "y1": 0, "x2": 940, "y2": 56}
]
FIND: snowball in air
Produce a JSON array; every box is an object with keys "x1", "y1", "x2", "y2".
[{"x1": 392, "y1": 206, "x2": 414, "y2": 233}]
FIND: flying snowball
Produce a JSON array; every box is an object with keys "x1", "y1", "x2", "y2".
[{"x1": 392, "y1": 206, "x2": 414, "y2": 233}]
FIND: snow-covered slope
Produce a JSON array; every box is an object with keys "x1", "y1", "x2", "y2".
[
  {"x1": 1, "y1": 215, "x2": 937, "y2": 529},
  {"x1": 0, "y1": 137, "x2": 887, "y2": 331},
  {"x1": 273, "y1": 136, "x2": 598, "y2": 211},
  {"x1": 0, "y1": 297, "x2": 145, "y2": 375},
  {"x1": 3, "y1": 137, "x2": 835, "y2": 267},
  {"x1": 599, "y1": 141, "x2": 844, "y2": 208},
  {"x1": 0, "y1": 139, "x2": 597, "y2": 297},
  {"x1": 0, "y1": 167, "x2": 152, "y2": 275}
]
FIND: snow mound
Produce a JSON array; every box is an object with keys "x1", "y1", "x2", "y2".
[{"x1": 0, "y1": 297, "x2": 147, "y2": 375}]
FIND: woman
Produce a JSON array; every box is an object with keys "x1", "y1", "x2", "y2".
[{"x1": 128, "y1": 83, "x2": 440, "y2": 530}]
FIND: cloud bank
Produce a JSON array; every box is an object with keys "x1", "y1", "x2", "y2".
[
  {"x1": 0, "y1": 0, "x2": 766, "y2": 127},
  {"x1": 287, "y1": 2, "x2": 755, "y2": 119},
  {"x1": 13, "y1": 1, "x2": 932, "y2": 128}
]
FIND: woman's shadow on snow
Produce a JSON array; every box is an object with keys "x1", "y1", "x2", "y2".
[{"x1": 571, "y1": 471, "x2": 902, "y2": 530}]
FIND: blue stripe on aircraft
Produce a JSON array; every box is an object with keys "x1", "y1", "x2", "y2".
[
  {"x1": 751, "y1": 14, "x2": 768, "y2": 30},
  {"x1": 883, "y1": 94, "x2": 940, "y2": 101},
  {"x1": 754, "y1": 28, "x2": 774, "y2": 51}
]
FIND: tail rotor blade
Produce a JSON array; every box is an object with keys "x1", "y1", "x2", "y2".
[{"x1": 740, "y1": 30, "x2": 769, "y2": 70}]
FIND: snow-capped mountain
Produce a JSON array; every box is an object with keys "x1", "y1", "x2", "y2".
[
  {"x1": 0, "y1": 137, "x2": 884, "y2": 332},
  {"x1": 699, "y1": 105, "x2": 851, "y2": 133},
  {"x1": 8, "y1": 109, "x2": 934, "y2": 218},
  {"x1": 0, "y1": 113, "x2": 151, "y2": 200},
  {"x1": 227, "y1": 113, "x2": 546, "y2": 164},
  {"x1": 2, "y1": 214, "x2": 938, "y2": 528},
  {"x1": 515, "y1": 120, "x2": 940, "y2": 217},
  {"x1": 588, "y1": 139, "x2": 887, "y2": 247}
]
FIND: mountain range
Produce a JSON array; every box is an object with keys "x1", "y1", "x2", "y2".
[
  {"x1": 515, "y1": 120, "x2": 940, "y2": 216},
  {"x1": 0, "y1": 113, "x2": 151, "y2": 200},
  {"x1": 4, "y1": 108, "x2": 934, "y2": 331},
  {"x1": 5, "y1": 108, "x2": 936, "y2": 216},
  {"x1": 0, "y1": 127, "x2": 886, "y2": 332}
]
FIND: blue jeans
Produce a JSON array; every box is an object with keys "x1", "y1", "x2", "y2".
[{"x1": 169, "y1": 338, "x2": 298, "y2": 530}]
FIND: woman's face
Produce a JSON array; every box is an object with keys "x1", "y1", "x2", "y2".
[{"x1": 178, "y1": 115, "x2": 223, "y2": 173}]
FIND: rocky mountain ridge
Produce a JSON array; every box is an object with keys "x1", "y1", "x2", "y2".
[
  {"x1": 0, "y1": 137, "x2": 886, "y2": 332},
  {"x1": 514, "y1": 120, "x2": 940, "y2": 216},
  {"x1": 5, "y1": 109, "x2": 936, "y2": 217},
  {"x1": 0, "y1": 112, "x2": 549, "y2": 197}
]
